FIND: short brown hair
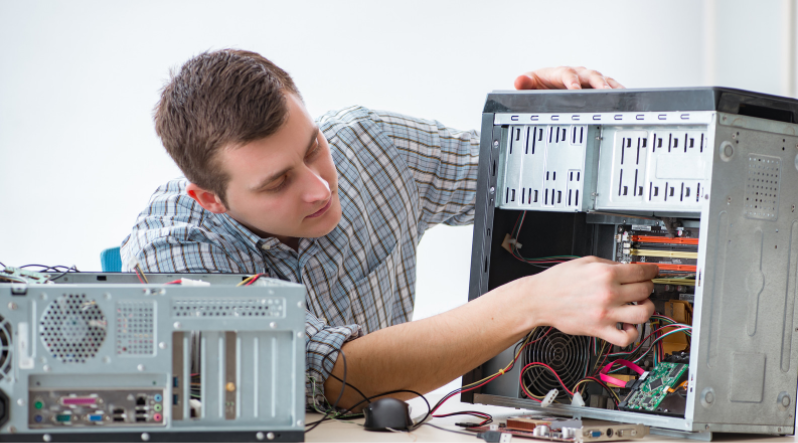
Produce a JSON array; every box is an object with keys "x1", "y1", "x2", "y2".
[{"x1": 154, "y1": 49, "x2": 300, "y2": 206}]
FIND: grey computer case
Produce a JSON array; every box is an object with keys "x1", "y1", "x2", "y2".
[
  {"x1": 463, "y1": 87, "x2": 798, "y2": 438},
  {"x1": 0, "y1": 274, "x2": 305, "y2": 442}
]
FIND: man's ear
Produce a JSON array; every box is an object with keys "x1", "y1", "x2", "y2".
[{"x1": 186, "y1": 183, "x2": 228, "y2": 214}]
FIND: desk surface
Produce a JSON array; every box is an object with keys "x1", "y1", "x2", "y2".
[{"x1": 305, "y1": 393, "x2": 798, "y2": 443}]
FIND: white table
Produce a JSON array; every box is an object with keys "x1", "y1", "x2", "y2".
[{"x1": 305, "y1": 393, "x2": 798, "y2": 442}]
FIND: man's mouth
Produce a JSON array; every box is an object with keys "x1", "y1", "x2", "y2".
[{"x1": 306, "y1": 197, "x2": 332, "y2": 218}]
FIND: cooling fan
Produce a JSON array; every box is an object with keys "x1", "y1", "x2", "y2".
[
  {"x1": 0, "y1": 314, "x2": 11, "y2": 381},
  {"x1": 521, "y1": 328, "x2": 590, "y2": 400},
  {"x1": 40, "y1": 293, "x2": 107, "y2": 363}
]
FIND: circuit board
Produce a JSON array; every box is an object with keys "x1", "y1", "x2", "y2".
[
  {"x1": 0, "y1": 266, "x2": 50, "y2": 284},
  {"x1": 619, "y1": 363, "x2": 688, "y2": 413}
]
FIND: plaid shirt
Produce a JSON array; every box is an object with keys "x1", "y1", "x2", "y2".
[{"x1": 121, "y1": 106, "x2": 479, "y2": 407}]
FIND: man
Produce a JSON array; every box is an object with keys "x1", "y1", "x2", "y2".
[{"x1": 122, "y1": 49, "x2": 656, "y2": 410}]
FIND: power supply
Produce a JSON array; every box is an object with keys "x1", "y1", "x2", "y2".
[
  {"x1": 0, "y1": 273, "x2": 305, "y2": 442},
  {"x1": 463, "y1": 87, "x2": 798, "y2": 438}
]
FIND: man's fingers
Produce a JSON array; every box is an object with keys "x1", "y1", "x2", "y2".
[
  {"x1": 610, "y1": 263, "x2": 659, "y2": 284},
  {"x1": 616, "y1": 280, "x2": 655, "y2": 303},
  {"x1": 606, "y1": 77, "x2": 625, "y2": 89},
  {"x1": 575, "y1": 67, "x2": 610, "y2": 90},
  {"x1": 560, "y1": 67, "x2": 582, "y2": 90},
  {"x1": 600, "y1": 323, "x2": 638, "y2": 347},
  {"x1": 514, "y1": 73, "x2": 541, "y2": 90},
  {"x1": 612, "y1": 299, "x2": 655, "y2": 324}
]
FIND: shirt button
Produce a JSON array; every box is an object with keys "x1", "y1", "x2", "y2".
[{"x1": 261, "y1": 244, "x2": 270, "y2": 250}]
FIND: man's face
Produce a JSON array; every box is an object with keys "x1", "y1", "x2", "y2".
[{"x1": 217, "y1": 93, "x2": 342, "y2": 242}]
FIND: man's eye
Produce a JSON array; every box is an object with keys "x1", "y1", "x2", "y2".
[
  {"x1": 266, "y1": 177, "x2": 288, "y2": 192},
  {"x1": 306, "y1": 141, "x2": 320, "y2": 160}
]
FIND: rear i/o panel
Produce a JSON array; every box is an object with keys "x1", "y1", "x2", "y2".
[
  {"x1": 28, "y1": 388, "x2": 164, "y2": 427},
  {"x1": 466, "y1": 87, "x2": 798, "y2": 438}
]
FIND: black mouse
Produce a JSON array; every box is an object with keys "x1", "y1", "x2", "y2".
[{"x1": 363, "y1": 397, "x2": 412, "y2": 432}]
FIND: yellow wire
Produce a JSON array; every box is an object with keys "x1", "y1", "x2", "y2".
[
  {"x1": 135, "y1": 263, "x2": 149, "y2": 284},
  {"x1": 236, "y1": 275, "x2": 258, "y2": 287}
]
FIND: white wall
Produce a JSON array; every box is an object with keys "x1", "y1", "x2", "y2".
[{"x1": 0, "y1": 0, "x2": 794, "y2": 327}]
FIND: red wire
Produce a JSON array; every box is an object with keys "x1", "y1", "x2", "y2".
[
  {"x1": 135, "y1": 270, "x2": 144, "y2": 284},
  {"x1": 518, "y1": 362, "x2": 575, "y2": 396},
  {"x1": 245, "y1": 274, "x2": 263, "y2": 286},
  {"x1": 431, "y1": 327, "x2": 554, "y2": 414},
  {"x1": 164, "y1": 279, "x2": 182, "y2": 285}
]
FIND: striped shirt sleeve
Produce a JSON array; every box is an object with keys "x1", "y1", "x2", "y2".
[
  {"x1": 305, "y1": 316, "x2": 362, "y2": 410},
  {"x1": 120, "y1": 179, "x2": 251, "y2": 273},
  {"x1": 369, "y1": 109, "x2": 480, "y2": 231}
]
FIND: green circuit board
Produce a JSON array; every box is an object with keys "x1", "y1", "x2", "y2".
[{"x1": 620, "y1": 362, "x2": 687, "y2": 412}]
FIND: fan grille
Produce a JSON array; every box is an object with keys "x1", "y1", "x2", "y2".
[
  {"x1": 40, "y1": 293, "x2": 107, "y2": 363},
  {"x1": 521, "y1": 328, "x2": 590, "y2": 399},
  {"x1": 0, "y1": 314, "x2": 11, "y2": 381}
]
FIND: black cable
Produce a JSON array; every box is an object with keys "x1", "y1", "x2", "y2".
[
  {"x1": 306, "y1": 349, "x2": 349, "y2": 433},
  {"x1": 48, "y1": 265, "x2": 79, "y2": 282},
  {"x1": 423, "y1": 423, "x2": 474, "y2": 436},
  {"x1": 322, "y1": 352, "x2": 370, "y2": 403}
]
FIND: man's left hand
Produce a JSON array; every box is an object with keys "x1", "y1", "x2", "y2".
[{"x1": 515, "y1": 66, "x2": 624, "y2": 90}]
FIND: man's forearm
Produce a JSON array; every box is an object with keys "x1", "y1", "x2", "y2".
[
  {"x1": 322, "y1": 279, "x2": 535, "y2": 410},
  {"x1": 322, "y1": 257, "x2": 659, "y2": 410}
]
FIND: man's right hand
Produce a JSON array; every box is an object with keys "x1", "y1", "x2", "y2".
[{"x1": 509, "y1": 256, "x2": 658, "y2": 347}]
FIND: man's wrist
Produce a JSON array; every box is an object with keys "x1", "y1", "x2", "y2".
[{"x1": 491, "y1": 276, "x2": 544, "y2": 338}]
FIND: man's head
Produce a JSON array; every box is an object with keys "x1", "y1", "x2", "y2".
[{"x1": 155, "y1": 49, "x2": 341, "y2": 243}]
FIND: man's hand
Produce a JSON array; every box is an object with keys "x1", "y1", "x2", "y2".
[
  {"x1": 512, "y1": 257, "x2": 657, "y2": 347},
  {"x1": 514, "y1": 66, "x2": 624, "y2": 90}
]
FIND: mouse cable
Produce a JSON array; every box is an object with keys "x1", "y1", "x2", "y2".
[{"x1": 306, "y1": 348, "x2": 351, "y2": 433}]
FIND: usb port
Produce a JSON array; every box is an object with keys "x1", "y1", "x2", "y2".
[{"x1": 136, "y1": 417, "x2": 147, "y2": 423}]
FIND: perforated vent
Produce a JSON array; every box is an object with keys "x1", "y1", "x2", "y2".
[
  {"x1": 0, "y1": 315, "x2": 11, "y2": 381},
  {"x1": 744, "y1": 154, "x2": 781, "y2": 220},
  {"x1": 40, "y1": 294, "x2": 107, "y2": 363},
  {"x1": 172, "y1": 298, "x2": 284, "y2": 318},
  {"x1": 521, "y1": 328, "x2": 590, "y2": 400},
  {"x1": 116, "y1": 301, "x2": 155, "y2": 356}
]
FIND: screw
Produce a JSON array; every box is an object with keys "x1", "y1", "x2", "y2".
[
  {"x1": 297, "y1": 420, "x2": 303, "y2": 426},
  {"x1": 43, "y1": 434, "x2": 52, "y2": 442},
  {"x1": 17, "y1": 399, "x2": 24, "y2": 406},
  {"x1": 297, "y1": 301, "x2": 303, "y2": 308},
  {"x1": 267, "y1": 432, "x2": 276, "y2": 440},
  {"x1": 7, "y1": 302, "x2": 17, "y2": 310},
  {"x1": 103, "y1": 356, "x2": 111, "y2": 363},
  {"x1": 174, "y1": 322, "x2": 182, "y2": 330},
  {"x1": 493, "y1": 140, "x2": 499, "y2": 147},
  {"x1": 489, "y1": 187, "x2": 495, "y2": 195},
  {"x1": 43, "y1": 365, "x2": 50, "y2": 372},
  {"x1": 137, "y1": 364, "x2": 145, "y2": 372},
  {"x1": 256, "y1": 432, "x2": 265, "y2": 441},
  {"x1": 159, "y1": 342, "x2": 167, "y2": 350},
  {"x1": 141, "y1": 433, "x2": 150, "y2": 441},
  {"x1": 269, "y1": 322, "x2": 277, "y2": 329},
  {"x1": 104, "y1": 293, "x2": 111, "y2": 300},
  {"x1": 297, "y1": 332, "x2": 303, "y2": 338},
  {"x1": 8, "y1": 426, "x2": 16, "y2": 433}
]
